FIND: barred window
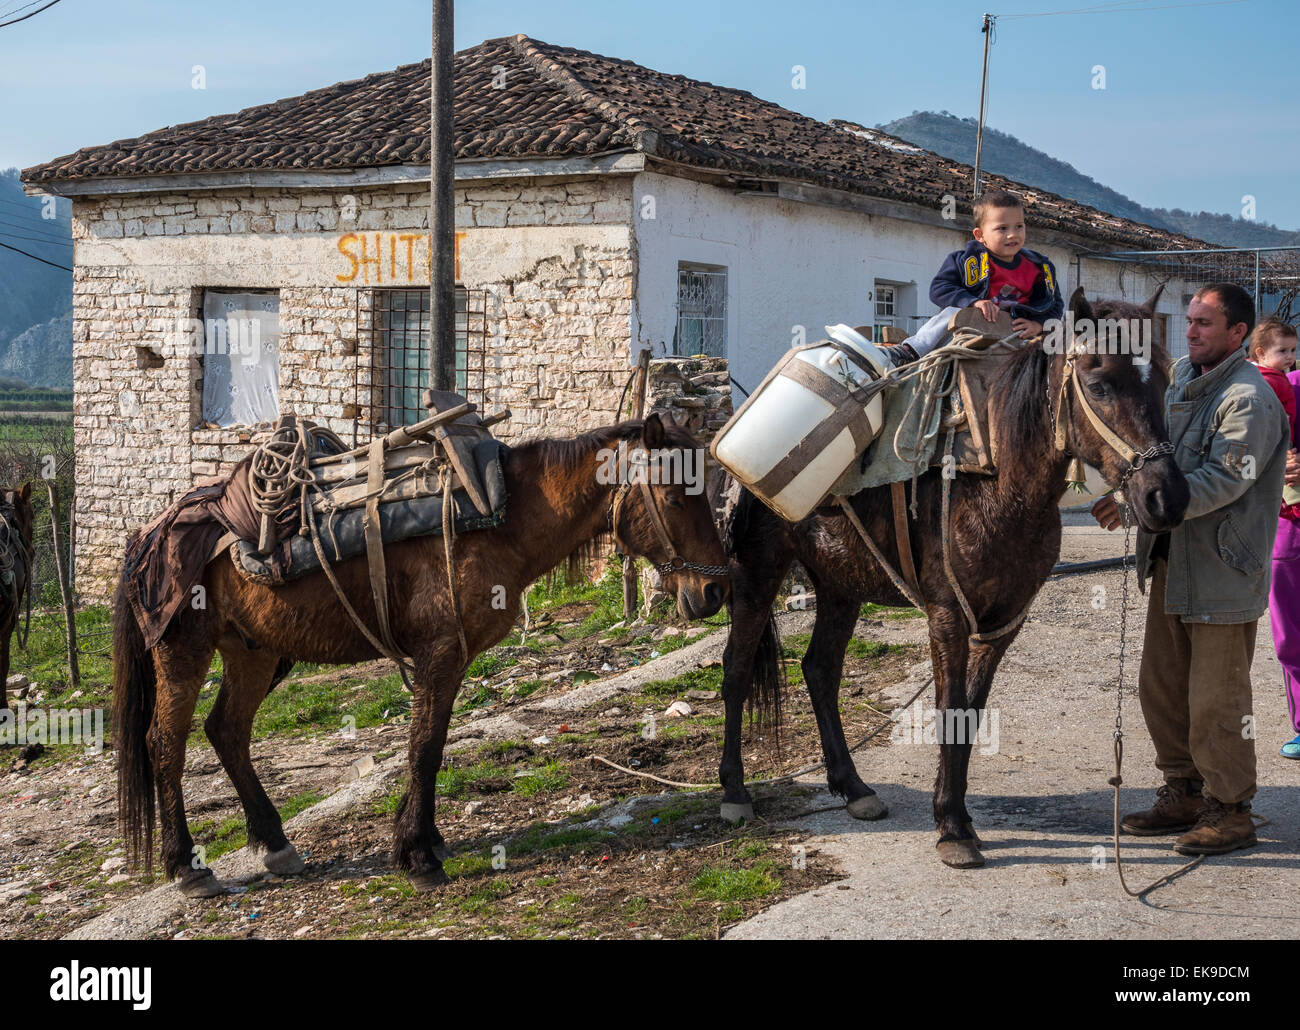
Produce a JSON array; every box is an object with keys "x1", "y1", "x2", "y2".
[
  {"x1": 675, "y1": 264, "x2": 727, "y2": 358},
  {"x1": 361, "y1": 287, "x2": 486, "y2": 433}
]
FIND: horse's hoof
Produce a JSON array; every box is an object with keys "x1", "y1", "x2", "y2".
[
  {"x1": 936, "y1": 839, "x2": 985, "y2": 869},
  {"x1": 409, "y1": 867, "x2": 451, "y2": 892},
  {"x1": 846, "y1": 793, "x2": 888, "y2": 820},
  {"x1": 263, "y1": 844, "x2": 306, "y2": 876},
  {"x1": 720, "y1": 802, "x2": 755, "y2": 825},
  {"x1": 178, "y1": 869, "x2": 224, "y2": 899}
]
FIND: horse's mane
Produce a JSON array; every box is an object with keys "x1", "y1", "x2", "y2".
[
  {"x1": 995, "y1": 343, "x2": 1053, "y2": 455},
  {"x1": 993, "y1": 298, "x2": 1173, "y2": 455},
  {"x1": 512, "y1": 418, "x2": 699, "y2": 584}
]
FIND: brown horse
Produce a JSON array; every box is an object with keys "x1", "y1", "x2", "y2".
[
  {"x1": 0, "y1": 482, "x2": 34, "y2": 715},
  {"x1": 113, "y1": 413, "x2": 730, "y2": 896},
  {"x1": 718, "y1": 288, "x2": 1189, "y2": 868}
]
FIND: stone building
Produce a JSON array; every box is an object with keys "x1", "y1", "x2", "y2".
[{"x1": 22, "y1": 34, "x2": 1205, "y2": 601}]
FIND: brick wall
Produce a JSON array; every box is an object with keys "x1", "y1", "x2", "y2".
[{"x1": 70, "y1": 177, "x2": 636, "y2": 601}]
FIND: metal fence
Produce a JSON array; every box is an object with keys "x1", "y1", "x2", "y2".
[{"x1": 1075, "y1": 246, "x2": 1300, "y2": 360}]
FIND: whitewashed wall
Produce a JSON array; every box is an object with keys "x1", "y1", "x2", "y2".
[{"x1": 632, "y1": 170, "x2": 1192, "y2": 388}]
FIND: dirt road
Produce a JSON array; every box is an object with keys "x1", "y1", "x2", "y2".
[{"x1": 728, "y1": 516, "x2": 1300, "y2": 939}]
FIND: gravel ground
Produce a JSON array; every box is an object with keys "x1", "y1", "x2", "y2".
[{"x1": 728, "y1": 515, "x2": 1300, "y2": 939}]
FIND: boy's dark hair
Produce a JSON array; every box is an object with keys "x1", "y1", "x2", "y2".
[
  {"x1": 972, "y1": 189, "x2": 1023, "y2": 228},
  {"x1": 1194, "y1": 282, "x2": 1256, "y2": 337},
  {"x1": 1247, "y1": 317, "x2": 1298, "y2": 360}
]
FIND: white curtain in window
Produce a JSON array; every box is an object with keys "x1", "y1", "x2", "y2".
[{"x1": 201, "y1": 292, "x2": 280, "y2": 427}]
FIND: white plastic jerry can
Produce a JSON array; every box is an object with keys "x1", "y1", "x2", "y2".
[{"x1": 711, "y1": 324, "x2": 890, "y2": 522}]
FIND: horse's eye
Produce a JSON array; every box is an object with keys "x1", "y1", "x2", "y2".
[
  {"x1": 1087, "y1": 381, "x2": 1109, "y2": 400},
  {"x1": 663, "y1": 494, "x2": 684, "y2": 510}
]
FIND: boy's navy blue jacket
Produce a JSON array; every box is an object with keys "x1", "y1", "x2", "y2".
[{"x1": 930, "y1": 240, "x2": 1064, "y2": 323}]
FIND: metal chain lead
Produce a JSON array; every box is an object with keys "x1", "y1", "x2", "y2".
[{"x1": 1111, "y1": 473, "x2": 1204, "y2": 898}]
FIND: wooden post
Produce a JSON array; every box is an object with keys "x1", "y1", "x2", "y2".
[
  {"x1": 622, "y1": 348, "x2": 652, "y2": 619},
  {"x1": 44, "y1": 480, "x2": 79, "y2": 690},
  {"x1": 430, "y1": 0, "x2": 457, "y2": 393}
]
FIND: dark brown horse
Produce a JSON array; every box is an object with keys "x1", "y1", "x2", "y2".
[
  {"x1": 718, "y1": 288, "x2": 1189, "y2": 867},
  {"x1": 114, "y1": 413, "x2": 729, "y2": 896},
  {"x1": 0, "y1": 482, "x2": 34, "y2": 714}
]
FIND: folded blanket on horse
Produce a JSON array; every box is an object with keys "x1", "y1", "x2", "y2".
[
  {"x1": 233, "y1": 436, "x2": 506, "y2": 584},
  {"x1": 830, "y1": 312, "x2": 1026, "y2": 498}
]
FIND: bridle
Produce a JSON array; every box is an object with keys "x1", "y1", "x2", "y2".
[
  {"x1": 606, "y1": 445, "x2": 729, "y2": 579},
  {"x1": 1050, "y1": 346, "x2": 1175, "y2": 488}
]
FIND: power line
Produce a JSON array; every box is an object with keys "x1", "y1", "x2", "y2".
[
  {"x1": 0, "y1": 240, "x2": 71, "y2": 271},
  {"x1": 0, "y1": 229, "x2": 70, "y2": 249},
  {"x1": 0, "y1": 217, "x2": 70, "y2": 243},
  {"x1": 0, "y1": 0, "x2": 45, "y2": 21},
  {"x1": 0, "y1": 0, "x2": 61, "y2": 29}
]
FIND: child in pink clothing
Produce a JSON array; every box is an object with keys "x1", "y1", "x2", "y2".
[{"x1": 1249, "y1": 318, "x2": 1300, "y2": 758}]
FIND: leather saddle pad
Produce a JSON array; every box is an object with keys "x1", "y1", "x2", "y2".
[{"x1": 233, "y1": 435, "x2": 507, "y2": 585}]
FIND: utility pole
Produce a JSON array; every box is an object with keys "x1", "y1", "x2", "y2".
[
  {"x1": 430, "y1": 0, "x2": 456, "y2": 394},
  {"x1": 972, "y1": 12, "x2": 994, "y2": 200}
]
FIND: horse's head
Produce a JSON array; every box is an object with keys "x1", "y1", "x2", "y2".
[
  {"x1": 0, "y1": 482, "x2": 35, "y2": 554},
  {"x1": 1055, "y1": 286, "x2": 1189, "y2": 532},
  {"x1": 608, "y1": 413, "x2": 730, "y2": 620}
]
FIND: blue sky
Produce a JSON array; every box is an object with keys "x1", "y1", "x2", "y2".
[{"x1": 3, "y1": 0, "x2": 1296, "y2": 229}]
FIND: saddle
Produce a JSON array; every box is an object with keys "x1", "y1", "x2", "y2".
[
  {"x1": 230, "y1": 391, "x2": 507, "y2": 585},
  {"x1": 929, "y1": 308, "x2": 1026, "y2": 475}
]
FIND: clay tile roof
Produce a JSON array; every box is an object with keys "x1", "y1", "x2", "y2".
[{"x1": 22, "y1": 34, "x2": 1205, "y2": 250}]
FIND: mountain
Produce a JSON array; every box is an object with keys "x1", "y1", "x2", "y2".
[
  {"x1": 0, "y1": 167, "x2": 72, "y2": 389},
  {"x1": 0, "y1": 312, "x2": 73, "y2": 389},
  {"x1": 876, "y1": 112, "x2": 1300, "y2": 249}
]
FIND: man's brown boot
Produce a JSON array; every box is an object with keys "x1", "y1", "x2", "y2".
[
  {"x1": 1173, "y1": 797, "x2": 1257, "y2": 855},
  {"x1": 1120, "y1": 777, "x2": 1204, "y2": 836}
]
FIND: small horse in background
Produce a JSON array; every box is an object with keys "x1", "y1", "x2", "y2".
[
  {"x1": 114, "y1": 413, "x2": 731, "y2": 896},
  {"x1": 0, "y1": 482, "x2": 34, "y2": 715},
  {"x1": 717, "y1": 288, "x2": 1189, "y2": 868}
]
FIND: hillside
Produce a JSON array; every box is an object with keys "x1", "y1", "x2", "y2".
[
  {"x1": 0, "y1": 167, "x2": 73, "y2": 389},
  {"x1": 877, "y1": 111, "x2": 1300, "y2": 249}
]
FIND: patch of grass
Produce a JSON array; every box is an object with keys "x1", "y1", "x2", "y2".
[
  {"x1": 692, "y1": 860, "x2": 782, "y2": 902},
  {"x1": 445, "y1": 850, "x2": 495, "y2": 877},
  {"x1": 638, "y1": 665, "x2": 723, "y2": 700},
  {"x1": 454, "y1": 683, "x2": 496, "y2": 715},
  {"x1": 845, "y1": 639, "x2": 904, "y2": 660},
  {"x1": 458, "y1": 877, "x2": 513, "y2": 914},
  {"x1": 860, "y1": 601, "x2": 925, "y2": 620},
  {"x1": 278, "y1": 791, "x2": 325, "y2": 821},
  {"x1": 437, "y1": 761, "x2": 508, "y2": 800},
  {"x1": 513, "y1": 760, "x2": 570, "y2": 798},
  {"x1": 188, "y1": 814, "x2": 247, "y2": 863},
  {"x1": 508, "y1": 679, "x2": 545, "y2": 700}
]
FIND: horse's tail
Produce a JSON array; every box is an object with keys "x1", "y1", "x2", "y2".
[
  {"x1": 749, "y1": 601, "x2": 784, "y2": 741},
  {"x1": 112, "y1": 569, "x2": 156, "y2": 874},
  {"x1": 710, "y1": 470, "x2": 786, "y2": 738}
]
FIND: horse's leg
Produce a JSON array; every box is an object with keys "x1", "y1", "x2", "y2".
[
  {"x1": 205, "y1": 643, "x2": 304, "y2": 876},
  {"x1": 718, "y1": 543, "x2": 790, "y2": 824},
  {"x1": 930, "y1": 614, "x2": 1015, "y2": 868},
  {"x1": 802, "y1": 584, "x2": 887, "y2": 820},
  {"x1": 150, "y1": 637, "x2": 221, "y2": 897},
  {"x1": 393, "y1": 648, "x2": 462, "y2": 889}
]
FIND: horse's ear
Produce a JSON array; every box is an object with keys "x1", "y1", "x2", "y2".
[
  {"x1": 1140, "y1": 282, "x2": 1165, "y2": 316},
  {"x1": 1069, "y1": 286, "x2": 1092, "y2": 323},
  {"x1": 643, "y1": 412, "x2": 665, "y2": 450},
  {"x1": 18, "y1": 482, "x2": 30, "y2": 503}
]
